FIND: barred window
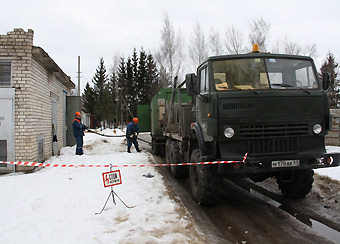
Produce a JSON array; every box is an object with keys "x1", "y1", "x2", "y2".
[{"x1": 0, "y1": 61, "x2": 12, "y2": 87}]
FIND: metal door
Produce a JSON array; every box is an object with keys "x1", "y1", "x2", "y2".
[
  {"x1": 0, "y1": 88, "x2": 15, "y2": 172},
  {"x1": 51, "y1": 97, "x2": 58, "y2": 156}
]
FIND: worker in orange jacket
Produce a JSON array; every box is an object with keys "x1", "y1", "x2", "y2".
[
  {"x1": 126, "y1": 117, "x2": 141, "y2": 153},
  {"x1": 72, "y1": 111, "x2": 86, "y2": 155}
]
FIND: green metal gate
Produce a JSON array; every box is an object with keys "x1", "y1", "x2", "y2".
[{"x1": 137, "y1": 105, "x2": 151, "y2": 132}]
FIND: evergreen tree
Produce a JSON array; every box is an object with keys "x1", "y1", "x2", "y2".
[
  {"x1": 117, "y1": 57, "x2": 127, "y2": 90},
  {"x1": 82, "y1": 82, "x2": 95, "y2": 115},
  {"x1": 125, "y1": 56, "x2": 135, "y2": 118},
  {"x1": 115, "y1": 50, "x2": 160, "y2": 123},
  {"x1": 319, "y1": 52, "x2": 339, "y2": 108},
  {"x1": 108, "y1": 71, "x2": 117, "y2": 105},
  {"x1": 106, "y1": 72, "x2": 118, "y2": 125},
  {"x1": 102, "y1": 84, "x2": 115, "y2": 124},
  {"x1": 117, "y1": 57, "x2": 127, "y2": 125},
  {"x1": 146, "y1": 53, "x2": 160, "y2": 102},
  {"x1": 130, "y1": 48, "x2": 139, "y2": 116},
  {"x1": 138, "y1": 48, "x2": 148, "y2": 104},
  {"x1": 92, "y1": 57, "x2": 109, "y2": 122}
]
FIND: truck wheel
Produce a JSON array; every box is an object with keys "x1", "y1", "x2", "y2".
[
  {"x1": 189, "y1": 148, "x2": 219, "y2": 205},
  {"x1": 276, "y1": 169, "x2": 314, "y2": 198},
  {"x1": 151, "y1": 138, "x2": 160, "y2": 156},
  {"x1": 170, "y1": 142, "x2": 188, "y2": 178}
]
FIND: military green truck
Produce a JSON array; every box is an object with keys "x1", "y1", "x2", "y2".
[{"x1": 150, "y1": 45, "x2": 340, "y2": 205}]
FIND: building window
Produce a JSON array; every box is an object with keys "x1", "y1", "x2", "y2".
[{"x1": 0, "y1": 61, "x2": 12, "y2": 87}]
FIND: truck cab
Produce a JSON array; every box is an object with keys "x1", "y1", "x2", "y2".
[{"x1": 185, "y1": 48, "x2": 339, "y2": 204}]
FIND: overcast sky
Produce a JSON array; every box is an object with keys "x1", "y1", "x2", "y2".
[{"x1": 1, "y1": 0, "x2": 340, "y2": 93}]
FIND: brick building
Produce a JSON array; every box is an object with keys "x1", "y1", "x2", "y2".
[
  {"x1": 325, "y1": 109, "x2": 340, "y2": 146},
  {"x1": 0, "y1": 28, "x2": 75, "y2": 172}
]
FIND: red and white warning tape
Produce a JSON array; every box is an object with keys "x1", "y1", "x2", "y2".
[{"x1": 1, "y1": 153, "x2": 247, "y2": 168}]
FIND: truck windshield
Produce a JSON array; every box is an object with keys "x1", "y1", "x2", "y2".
[{"x1": 212, "y1": 58, "x2": 319, "y2": 91}]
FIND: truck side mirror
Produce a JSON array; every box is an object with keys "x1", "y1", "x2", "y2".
[
  {"x1": 186, "y1": 73, "x2": 197, "y2": 96},
  {"x1": 323, "y1": 72, "x2": 330, "y2": 90}
]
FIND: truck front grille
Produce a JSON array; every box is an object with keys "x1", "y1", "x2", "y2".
[
  {"x1": 240, "y1": 123, "x2": 308, "y2": 139},
  {"x1": 223, "y1": 102, "x2": 254, "y2": 110},
  {"x1": 248, "y1": 138, "x2": 298, "y2": 156}
]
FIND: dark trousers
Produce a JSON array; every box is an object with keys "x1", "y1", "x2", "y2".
[
  {"x1": 127, "y1": 137, "x2": 138, "y2": 150},
  {"x1": 75, "y1": 136, "x2": 83, "y2": 155}
]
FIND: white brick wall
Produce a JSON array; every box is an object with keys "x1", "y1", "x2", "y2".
[
  {"x1": 31, "y1": 59, "x2": 69, "y2": 159},
  {"x1": 326, "y1": 109, "x2": 340, "y2": 146},
  {"x1": 0, "y1": 28, "x2": 74, "y2": 170}
]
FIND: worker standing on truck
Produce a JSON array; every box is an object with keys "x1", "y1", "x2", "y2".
[
  {"x1": 126, "y1": 117, "x2": 141, "y2": 153},
  {"x1": 72, "y1": 111, "x2": 86, "y2": 155}
]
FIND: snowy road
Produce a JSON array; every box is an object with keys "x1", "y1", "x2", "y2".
[
  {"x1": 155, "y1": 158, "x2": 340, "y2": 244},
  {"x1": 149, "y1": 136, "x2": 340, "y2": 244}
]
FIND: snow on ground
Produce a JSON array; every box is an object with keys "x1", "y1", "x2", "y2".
[
  {"x1": 1, "y1": 129, "x2": 340, "y2": 244},
  {"x1": 0, "y1": 129, "x2": 204, "y2": 244}
]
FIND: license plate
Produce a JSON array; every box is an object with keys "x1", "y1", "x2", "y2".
[{"x1": 272, "y1": 159, "x2": 300, "y2": 168}]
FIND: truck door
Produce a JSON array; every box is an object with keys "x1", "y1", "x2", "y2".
[{"x1": 196, "y1": 65, "x2": 216, "y2": 141}]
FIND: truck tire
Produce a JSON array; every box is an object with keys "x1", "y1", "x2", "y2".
[
  {"x1": 170, "y1": 142, "x2": 188, "y2": 178},
  {"x1": 276, "y1": 169, "x2": 314, "y2": 198},
  {"x1": 189, "y1": 148, "x2": 219, "y2": 205}
]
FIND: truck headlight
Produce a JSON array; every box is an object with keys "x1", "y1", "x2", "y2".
[
  {"x1": 224, "y1": 127, "x2": 235, "y2": 138},
  {"x1": 313, "y1": 124, "x2": 322, "y2": 134}
]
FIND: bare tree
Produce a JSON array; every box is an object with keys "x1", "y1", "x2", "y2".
[
  {"x1": 175, "y1": 28, "x2": 186, "y2": 79},
  {"x1": 156, "y1": 13, "x2": 185, "y2": 85},
  {"x1": 188, "y1": 22, "x2": 208, "y2": 70},
  {"x1": 273, "y1": 36, "x2": 318, "y2": 59},
  {"x1": 209, "y1": 28, "x2": 223, "y2": 56},
  {"x1": 283, "y1": 36, "x2": 302, "y2": 55},
  {"x1": 271, "y1": 39, "x2": 281, "y2": 54},
  {"x1": 303, "y1": 42, "x2": 317, "y2": 58},
  {"x1": 225, "y1": 25, "x2": 246, "y2": 54},
  {"x1": 110, "y1": 52, "x2": 121, "y2": 75},
  {"x1": 249, "y1": 17, "x2": 271, "y2": 51}
]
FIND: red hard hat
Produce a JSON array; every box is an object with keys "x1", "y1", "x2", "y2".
[
  {"x1": 75, "y1": 112, "x2": 81, "y2": 116},
  {"x1": 133, "y1": 117, "x2": 139, "y2": 123}
]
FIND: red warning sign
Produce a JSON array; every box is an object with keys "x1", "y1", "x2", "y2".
[{"x1": 102, "y1": 170, "x2": 122, "y2": 187}]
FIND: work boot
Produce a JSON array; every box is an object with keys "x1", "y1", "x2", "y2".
[
  {"x1": 127, "y1": 148, "x2": 131, "y2": 153},
  {"x1": 136, "y1": 147, "x2": 142, "y2": 153}
]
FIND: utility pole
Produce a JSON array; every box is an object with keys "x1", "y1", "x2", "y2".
[{"x1": 77, "y1": 56, "x2": 81, "y2": 110}]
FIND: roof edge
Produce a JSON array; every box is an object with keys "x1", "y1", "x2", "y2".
[{"x1": 32, "y1": 46, "x2": 75, "y2": 90}]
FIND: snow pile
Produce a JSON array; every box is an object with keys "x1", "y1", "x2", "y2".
[{"x1": 0, "y1": 129, "x2": 203, "y2": 244}]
